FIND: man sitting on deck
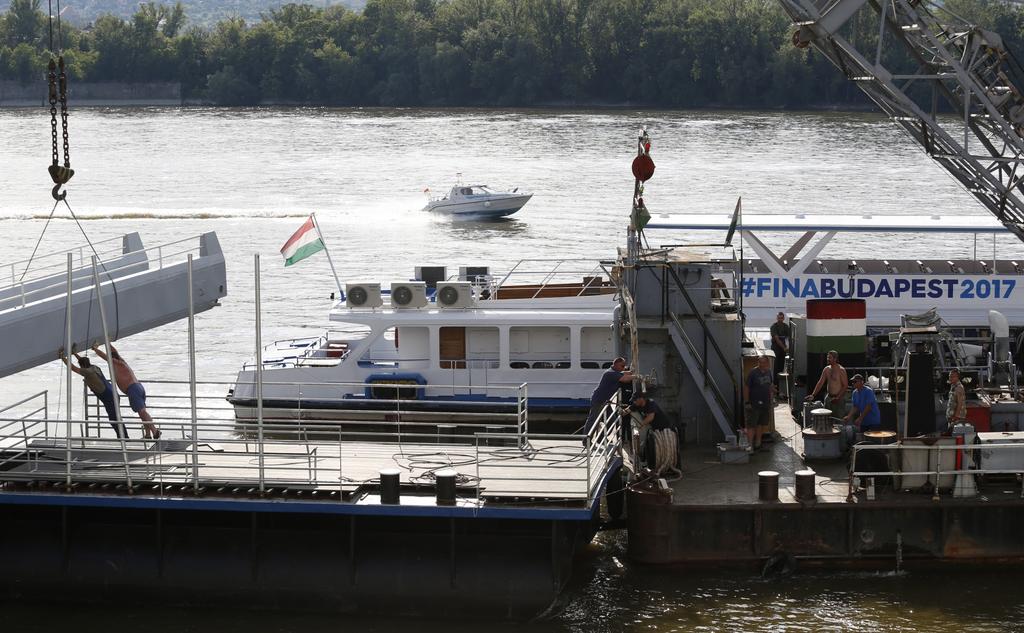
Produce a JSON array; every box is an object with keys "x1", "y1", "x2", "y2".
[
  {"x1": 584, "y1": 356, "x2": 633, "y2": 434},
  {"x1": 843, "y1": 374, "x2": 880, "y2": 433},
  {"x1": 60, "y1": 349, "x2": 127, "y2": 439},
  {"x1": 92, "y1": 344, "x2": 161, "y2": 440}
]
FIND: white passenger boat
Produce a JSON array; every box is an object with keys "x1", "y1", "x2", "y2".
[
  {"x1": 227, "y1": 261, "x2": 618, "y2": 423},
  {"x1": 646, "y1": 213, "x2": 1024, "y2": 328},
  {"x1": 423, "y1": 183, "x2": 532, "y2": 219}
]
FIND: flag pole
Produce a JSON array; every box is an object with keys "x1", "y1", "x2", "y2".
[{"x1": 310, "y1": 213, "x2": 344, "y2": 299}]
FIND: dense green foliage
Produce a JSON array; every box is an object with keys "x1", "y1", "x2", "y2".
[{"x1": 0, "y1": 0, "x2": 1023, "y2": 107}]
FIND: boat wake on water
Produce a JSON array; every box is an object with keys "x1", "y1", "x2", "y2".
[{"x1": 16, "y1": 211, "x2": 314, "y2": 220}]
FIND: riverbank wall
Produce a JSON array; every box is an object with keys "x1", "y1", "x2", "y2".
[{"x1": 0, "y1": 81, "x2": 182, "y2": 106}]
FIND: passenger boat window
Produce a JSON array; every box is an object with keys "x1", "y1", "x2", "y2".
[
  {"x1": 394, "y1": 326, "x2": 430, "y2": 369},
  {"x1": 509, "y1": 326, "x2": 570, "y2": 368},
  {"x1": 581, "y1": 326, "x2": 613, "y2": 368},
  {"x1": 358, "y1": 327, "x2": 401, "y2": 368},
  {"x1": 466, "y1": 327, "x2": 499, "y2": 369}
]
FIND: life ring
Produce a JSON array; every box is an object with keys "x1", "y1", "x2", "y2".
[{"x1": 792, "y1": 30, "x2": 810, "y2": 49}]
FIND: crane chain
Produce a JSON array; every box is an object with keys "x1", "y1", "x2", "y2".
[
  {"x1": 58, "y1": 56, "x2": 70, "y2": 168},
  {"x1": 47, "y1": 58, "x2": 58, "y2": 167}
]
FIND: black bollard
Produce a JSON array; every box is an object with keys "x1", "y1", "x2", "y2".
[
  {"x1": 758, "y1": 470, "x2": 780, "y2": 502},
  {"x1": 795, "y1": 469, "x2": 816, "y2": 502},
  {"x1": 380, "y1": 468, "x2": 400, "y2": 505},
  {"x1": 435, "y1": 469, "x2": 457, "y2": 505}
]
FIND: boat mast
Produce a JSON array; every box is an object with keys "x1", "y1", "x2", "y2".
[{"x1": 311, "y1": 213, "x2": 344, "y2": 299}]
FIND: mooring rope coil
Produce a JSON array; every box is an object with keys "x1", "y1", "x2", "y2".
[{"x1": 650, "y1": 428, "x2": 682, "y2": 481}]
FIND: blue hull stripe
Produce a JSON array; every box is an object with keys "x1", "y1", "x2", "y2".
[{"x1": 0, "y1": 491, "x2": 595, "y2": 521}]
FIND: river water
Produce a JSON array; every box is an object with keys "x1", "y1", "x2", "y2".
[{"x1": 2, "y1": 107, "x2": 1024, "y2": 630}]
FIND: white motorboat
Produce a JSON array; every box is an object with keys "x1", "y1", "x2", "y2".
[{"x1": 423, "y1": 183, "x2": 532, "y2": 219}]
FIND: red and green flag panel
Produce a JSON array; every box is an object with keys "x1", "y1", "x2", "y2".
[{"x1": 806, "y1": 299, "x2": 867, "y2": 355}]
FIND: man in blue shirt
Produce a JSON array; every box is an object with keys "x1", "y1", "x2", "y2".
[
  {"x1": 844, "y1": 374, "x2": 880, "y2": 431},
  {"x1": 584, "y1": 357, "x2": 633, "y2": 433}
]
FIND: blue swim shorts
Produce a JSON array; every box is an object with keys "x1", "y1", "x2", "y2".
[{"x1": 126, "y1": 382, "x2": 148, "y2": 413}]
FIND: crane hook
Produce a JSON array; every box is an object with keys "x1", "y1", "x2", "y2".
[{"x1": 51, "y1": 184, "x2": 67, "y2": 201}]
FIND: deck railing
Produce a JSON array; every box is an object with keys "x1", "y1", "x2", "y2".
[
  {"x1": 0, "y1": 234, "x2": 212, "y2": 312},
  {"x1": 0, "y1": 414, "x2": 614, "y2": 510},
  {"x1": 1, "y1": 234, "x2": 125, "y2": 287},
  {"x1": 848, "y1": 441, "x2": 1024, "y2": 500},
  {"x1": 481, "y1": 258, "x2": 614, "y2": 300}
]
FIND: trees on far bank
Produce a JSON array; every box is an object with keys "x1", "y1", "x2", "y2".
[{"x1": 0, "y1": 0, "x2": 1018, "y2": 108}]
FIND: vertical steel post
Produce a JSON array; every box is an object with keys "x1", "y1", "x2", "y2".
[
  {"x1": 91, "y1": 257, "x2": 132, "y2": 488},
  {"x1": 188, "y1": 255, "x2": 199, "y2": 490},
  {"x1": 65, "y1": 254, "x2": 73, "y2": 487},
  {"x1": 255, "y1": 254, "x2": 265, "y2": 493}
]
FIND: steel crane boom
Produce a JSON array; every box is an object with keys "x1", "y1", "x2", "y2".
[{"x1": 778, "y1": 0, "x2": 1024, "y2": 243}]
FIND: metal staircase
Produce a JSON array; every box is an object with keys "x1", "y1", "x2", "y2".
[
  {"x1": 666, "y1": 315, "x2": 736, "y2": 439},
  {"x1": 662, "y1": 265, "x2": 740, "y2": 440},
  {"x1": 778, "y1": 0, "x2": 1024, "y2": 243}
]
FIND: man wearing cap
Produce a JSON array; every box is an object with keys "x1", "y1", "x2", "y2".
[
  {"x1": 843, "y1": 374, "x2": 880, "y2": 432},
  {"x1": 627, "y1": 393, "x2": 675, "y2": 467}
]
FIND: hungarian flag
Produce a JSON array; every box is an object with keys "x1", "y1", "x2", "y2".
[{"x1": 280, "y1": 216, "x2": 324, "y2": 267}]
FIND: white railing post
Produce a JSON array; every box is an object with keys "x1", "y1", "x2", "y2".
[
  {"x1": 188, "y1": 255, "x2": 200, "y2": 491},
  {"x1": 255, "y1": 254, "x2": 266, "y2": 494},
  {"x1": 92, "y1": 256, "x2": 132, "y2": 489},
  {"x1": 586, "y1": 431, "x2": 592, "y2": 507},
  {"x1": 342, "y1": 426, "x2": 350, "y2": 499},
  {"x1": 65, "y1": 253, "x2": 73, "y2": 487}
]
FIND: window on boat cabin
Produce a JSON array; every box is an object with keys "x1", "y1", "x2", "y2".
[
  {"x1": 460, "y1": 187, "x2": 472, "y2": 195},
  {"x1": 466, "y1": 327, "x2": 499, "y2": 368},
  {"x1": 358, "y1": 327, "x2": 401, "y2": 368},
  {"x1": 394, "y1": 326, "x2": 429, "y2": 369},
  {"x1": 439, "y1": 327, "x2": 499, "y2": 369},
  {"x1": 580, "y1": 327, "x2": 614, "y2": 369},
  {"x1": 509, "y1": 326, "x2": 570, "y2": 369}
]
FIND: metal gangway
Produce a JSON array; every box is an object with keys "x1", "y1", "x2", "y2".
[
  {"x1": 779, "y1": 0, "x2": 1024, "y2": 243},
  {"x1": 0, "y1": 232, "x2": 227, "y2": 378}
]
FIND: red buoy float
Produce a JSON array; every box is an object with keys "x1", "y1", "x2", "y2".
[{"x1": 632, "y1": 154, "x2": 655, "y2": 182}]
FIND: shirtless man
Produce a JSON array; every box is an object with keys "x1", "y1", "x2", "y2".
[
  {"x1": 805, "y1": 350, "x2": 849, "y2": 421},
  {"x1": 92, "y1": 344, "x2": 161, "y2": 439}
]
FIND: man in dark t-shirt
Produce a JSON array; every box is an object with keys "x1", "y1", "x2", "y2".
[
  {"x1": 584, "y1": 357, "x2": 633, "y2": 433},
  {"x1": 770, "y1": 312, "x2": 790, "y2": 390},
  {"x1": 629, "y1": 393, "x2": 677, "y2": 468}
]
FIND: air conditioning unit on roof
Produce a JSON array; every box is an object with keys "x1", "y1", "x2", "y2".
[
  {"x1": 435, "y1": 282, "x2": 474, "y2": 308},
  {"x1": 390, "y1": 282, "x2": 427, "y2": 308},
  {"x1": 346, "y1": 283, "x2": 382, "y2": 308}
]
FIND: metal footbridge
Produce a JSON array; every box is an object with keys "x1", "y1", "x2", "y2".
[{"x1": 0, "y1": 232, "x2": 227, "y2": 378}]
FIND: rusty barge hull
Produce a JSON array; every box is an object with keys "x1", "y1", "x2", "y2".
[{"x1": 628, "y1": 490, "x2": 1024, "y2": 565}]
